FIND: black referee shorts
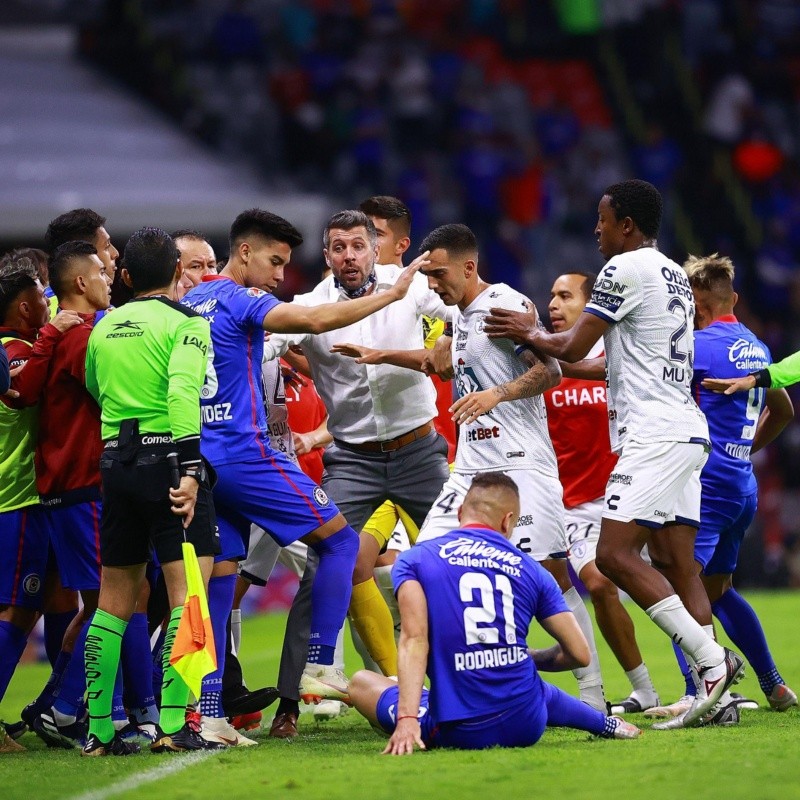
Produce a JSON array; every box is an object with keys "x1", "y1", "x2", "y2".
[{"x1": 99, "y1": 446, "x2": 219, "y2": 567}]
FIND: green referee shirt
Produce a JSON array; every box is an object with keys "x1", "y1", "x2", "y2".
[
  {"x1": 767, "y1": 350, "x2": 800, "y2": 389},
  {"x1": 85, "y1": 296, "x2": 209, "y2": 441}
]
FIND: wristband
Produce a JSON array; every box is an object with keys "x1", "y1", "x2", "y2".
[
  {"x1": 397, "y1": 715, "x2": 419, "y2": 721},
  {"x1": 750, "y1": 369, "x2": 772, "y2": 388}
]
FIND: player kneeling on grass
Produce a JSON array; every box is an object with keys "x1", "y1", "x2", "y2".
[{"x1": 349, "y1": 473, "x2": 640, "y2": 754}]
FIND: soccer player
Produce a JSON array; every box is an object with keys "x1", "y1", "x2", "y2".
[
  {"x1": 258, "y1": 208, "x2": 450, "y2": 700},
  {"x1": 483, "y1": 179, "x2": 746, "y2": 726},
  {"x1": 0, "y1": 257, "x2": 80, "y2": 754},
  {"x1": 83, "y1": 227, "x2": 219, "y2": 756},
  {"x1": 647, "y1": 254, "x2": 796, "y2": 725},
  {"x1": 704, "y1": 351, "x2": 800, "y2": 394},
  {"x1": 350, "y1": 472, "x2": 640, "y2": 753},
  {"x1": 337, "y1": 224, "x2": 608, "y2": 711},
  {"x1": 544, "y1": 271, "x2": 659, "y2": 713},
  {"x1": 180, "y1": 208, "x2": 427, "y2": 733},
  {"x1": 45, "y1": 209, "x2": 119, "y2": 283}
]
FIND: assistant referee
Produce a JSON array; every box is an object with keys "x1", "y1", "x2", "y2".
[{"x1": 82, "y1": 227, "x2": 219, "y2": 757}]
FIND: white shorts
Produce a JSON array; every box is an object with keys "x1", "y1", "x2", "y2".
[
  {"x1": 565, "y1": 497, "x2": 604, "y2": 576},
  {"x1": 602, "y1": 440, "x2": 708, "y2": 529},
  {"x1": 417, "y1": 470, "x2": 567, "y2": 561},
  {"x1": 240, "y1": 525, "x2": 307, "y2": 585}
]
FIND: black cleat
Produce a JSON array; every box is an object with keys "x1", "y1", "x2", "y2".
[
  {"x1": 150, "y1": 723, "x2": 226, "y2": 753},
  {"x1": 222, "y1": 686, "x2": 280, "y2": 717},
  {"x1": 81, "y1": 732, "x2": 141, "y2": 757}
]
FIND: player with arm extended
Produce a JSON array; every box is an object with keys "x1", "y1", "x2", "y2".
[
  {"x1": 648, "y1": 254, "x2": 795, "y2": 725},
  {"x1": 82, "y1": 227, "x2": 218, "y2": 757},
  {"x1": 349, "y1": 472, "x2": 640, "y2": 754},
  {"x1": 340, "y1": 223, "x2": 608, "y2": 711},
  {"x1": 483, "y1": 179, "x2": 746, "y2": 727},
  {"x1": 544, "y1": 271, "x2": 659, "y2": 714},
  {"x1": 704, "y1": 350, "x2": 800, "y2": 394},
  {"x1": 180, "y1": 208, "x2": 427, "y2": 731}
]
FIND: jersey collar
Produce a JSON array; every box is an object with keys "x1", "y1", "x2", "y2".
[
  {"x1": 201, "y1": 274, "x2": 231, "y2": 283},
  {"x1": 710, "y1": 314, "x2": 738, "y2": 325}
]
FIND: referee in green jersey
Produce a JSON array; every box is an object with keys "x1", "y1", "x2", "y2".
[
  {"x1": 82, "y1": 227, "x2": 219, "y2": 756},
  {"x1": 704, "y1": 349, "x2": 800, "y2": 394}
]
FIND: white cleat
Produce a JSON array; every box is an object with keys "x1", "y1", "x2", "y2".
[
  {"x1": 606, "y1": 716, "x2": 642, "y2": 739},
  {"x1": 300, "y1": 664, "x2": 351, "y2": 706},
  {"x1": 200, "y1": 716, "x2": 258, "y2": 747},
  {"x1": 313, "y1": 700, "x2": 349, "y2": 722},
  {"x1": 610, "y1": 692, "x2": 660, "y2": 715},
  {"x1": 683, "y1": 648, "x2": 745, "y2": 727},
  {"x1": 644, "y1": 694, "x2": 694, "y2": 719}
]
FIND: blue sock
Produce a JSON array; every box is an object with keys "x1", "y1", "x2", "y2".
[
  {"x1": 43, "y1": 609, "x2": 78, "y2": 667},
  {"x1": 33, "y1": 649, "x2": 72, "y2": 710},
  {"x1": 0, "y1": 620, "x2": 28, "y2": 702},
  {"x1": 200, "y1": 573, "x2": 236, "y2": 718},
  {"x1": 308, "y1": 525, "x2": 359, "y2": 664},
  {"x1": 53, "y1": 619, "x2": 91, "y2": 716},
  {"x1": 112, "y1": 666, "x2": 126, "y2": 725},
  {"x1": 671, "y1": 640, "x2": 696, "y2": 697},
  {"x1": 542, "y1": 680, "x2": 606, "y2": 734},
  {"x1": 121, "y1": 613, "x2": 158, "y2": 723},
  {"x1": 712, "y1": 589, "x2": 784, "y2": 695}
]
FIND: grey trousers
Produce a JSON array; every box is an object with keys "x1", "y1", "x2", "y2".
[{"x1": 276, "y1": 429, "x2": 449, "y2": 700}]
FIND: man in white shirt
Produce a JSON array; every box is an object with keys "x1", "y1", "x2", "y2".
[
  {"x1": 483, "y1": 179, "x2": 746, "y2": 727},
  {"x1": 263, "y1": 210, "x2": 450, "y2": 689}
]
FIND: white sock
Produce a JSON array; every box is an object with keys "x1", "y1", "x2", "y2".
[
  {"x1": 230, "y1": 607, "x2": 242, "y2": 655},
  {"x1": 563, "y1": 587, "x2": 605, "y2": 709},
  {"x1": 646, "y1": 595, "x2": 724, "y2": 668},
  {"x1": 625, "y1": 663, "x2": 657, "y2": 696},
  {"x1": 334, "y1": 625, "x2": 346, "y2": 672}
]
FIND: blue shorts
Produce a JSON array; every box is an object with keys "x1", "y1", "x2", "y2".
[
  {"x1": 44, "y1": 501, "x2": 102, "y2": 591},
  {"x1": 375, "y1": 685, "x2": 546, "y2": 750},
  {"x1": 695, "y1": 492, "x2": 758, "y2": 575},
  {"x1": 0, "y1": 505, "x2": 48, "y2": 609},
  {"x1": 212, "y1": 452, "x2": 341, "y2": 559}
]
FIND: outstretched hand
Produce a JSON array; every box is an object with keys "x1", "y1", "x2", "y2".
[
  {"x1": 330, "y1": 343, "x2": 383, "y2": 364},
  {"x1": 483, "y1": 302, "x2": 538, "y2": 345},
  {"x1": 390, "y1": 251, "x2": 431, "y2": 300},
  {"x1": 382, "y1": 718, "x2": 426, "y2": 756},
  {"x1": 702, "y1": 376, "x2": 756, "y2": 395}
]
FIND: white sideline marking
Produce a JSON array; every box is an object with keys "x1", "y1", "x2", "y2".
[{"x1": 69, "y1": 749, "x2": 216, "y2": 800}]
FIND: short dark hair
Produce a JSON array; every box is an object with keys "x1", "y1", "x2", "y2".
[
  {"x1": 467, "y1": 471, "x2": 519, "y2": 498},
  {"x1": 49, "y1": 241, "x2": 98, "y2": 300},
  {"x1": 419, "y1": 224, "x2": 478, "y2": 257},
  {"x1": 564, "y1": 270, "x2": 597, "y2": 301},
  {"x1": 122, "y1": 227, "x2": 179, "y2": 293},
  {"x1": 603, "y1": 180, "x2": 662, "y2": 239},
  {"x1": 0, "y1": 256, "x2": 39, "y2": 323},
  {"x1": 359, "y1": 196, "x2": 411, "y2": 238},
  {"x1": 323, "y1": 210, "x2": 377, "y2": 250},
  {"x1": 45, "y1": 208, "x2": 107, "y2": 252},
  {"x1": 171, "y1": 228, "x2": 211, "y2": 245},
  {"x1": 229, "y1": 209, "x2": 303, "y2": 251}
]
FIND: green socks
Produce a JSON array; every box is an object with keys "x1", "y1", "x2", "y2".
[
  {"x1": 160, "y1": 607, "x2": 191, "y2": 734},
  {"x1": 85, "y1": 609, "x2": 127, "y2": 743}
]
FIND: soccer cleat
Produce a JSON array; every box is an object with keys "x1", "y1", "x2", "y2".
[
  {"x1": 313, "y1": 699, "x2": 349, "y2": 722},
  {"x1": 683, "y1": 648, "x2": 745, "y2": 727},
  {"x1": 32, "y1": 710, "x2": 87, "y2": 749},
  {"x1": 643, "y1": 695, "x2": 694, "y2": 718},
  {"x1": 604, "y1": 716, "x2": 642, "y2": 739},
  {"x1": 200, "y1": 716, "x2": 258, "y2": 747},
  {"x1": 3, "y1": 720, "x2": 27, "y2": 741},
  {"x1": 299, "y1": 664, "x2": 351, "y2": 706},
  {"x1": 728, "y1": 692, "x2": 759, "y2": 710},
  {"x1": 609, "y1": 692, "x2": 660, "y2": 715},
  {"x1": 117, "y1": 721, "x2": 158, "y2": 744},
  {"x1": 222, "y1": 686, "x2": 279, "y2": 717},
  {"x1": 81, "y1": 732, "x2": 140, "y2": 757},
  {"x1": 230, "y1": 711, "x2": 262, "y2": 732},
  {"x1": 651, "y1": 712, "x2": 688, "y2": 731},
  {"x1": 768, "y1": 684, "x2": 798, "y2": 712},
  {"x1": 150, "y1": 722, "x2": 226, "y2": 753},
  {"x1": 703, "y1": 697, "x2": 741, "y2": 726},
  {"x1": 269, "y1": 712, "x2": 299, "y2": 739},
  {"x1": 1, "y1": 732, "x2": 25, "y2": 753}
]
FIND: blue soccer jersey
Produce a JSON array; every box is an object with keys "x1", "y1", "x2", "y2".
[
  {"x1": 392, "y1": 525, "x2": 567, "y2": 723},
  {"x1": 692, "y1": 316, "x2": 771, "y2": 497},
  {"x1": 182, "y1": 276, "x2": 281, "y2": 466}
]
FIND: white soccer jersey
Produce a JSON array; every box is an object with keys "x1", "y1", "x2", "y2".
[
  {"x1": 584, "y1": 248, "x2": 709, "y2": 453},
  {"x1": 261, "y1": 356, "x2": 298, "y2": 465},
  {"x1": 451, "y1": 283, "x2": 559, "y2": 477}
]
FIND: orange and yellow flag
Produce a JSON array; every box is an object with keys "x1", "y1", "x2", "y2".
[{"x1": 169, "y1": 541, "x2": 217, "y2": 699}]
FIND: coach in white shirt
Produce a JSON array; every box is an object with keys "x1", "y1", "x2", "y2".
[{"x1": 263, "y1": 209, "x2": 451, "y2": 684}]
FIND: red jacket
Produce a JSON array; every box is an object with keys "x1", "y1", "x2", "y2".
[{"x1": 13, "y1": 315, "x2": 102, "y2": 499}]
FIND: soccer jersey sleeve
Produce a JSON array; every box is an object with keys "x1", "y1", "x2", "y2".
[
  {"x1": 167, "y1": 314, "x2": 211, "y2": 442},
  {"x1": 584, "y1": 258, "x2": 642, "y2": 324},
  {"x1": 8, "y1": 323, "x2": 61, "y2": 407},
  {"x1": 530, "y1": 563, "x2": 570, "y2": 623},
  {"x1": 392, "y1": 548, "x2": 422, "y2": 596},
  {"x1": 767, "y1": 349, "x2": 800, "y2": 389},
  {"x1": 231, "y1": 286, "x2": 282, "y2": 331},
  {"x1": 692, "y1": 329, "x2": 711, "y2": 380}
]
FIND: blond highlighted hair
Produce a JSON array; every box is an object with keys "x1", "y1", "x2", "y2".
[{"x1": 683, "y1": 252, "x2": 735, "y2": 290}]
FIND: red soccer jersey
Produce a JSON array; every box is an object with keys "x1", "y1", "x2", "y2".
[
  {"x1": 13, "y1": 315, "x2": 103, "y2": 498},
  {"x1": 544, "y1": 348, "x2": 617, "y2": 509},
  {"x1": 431, "y1": 374, "x2": 457, "y2": 462},
  {"x1": 283, "y1": 363, "x2": 328, "y2": 486}
]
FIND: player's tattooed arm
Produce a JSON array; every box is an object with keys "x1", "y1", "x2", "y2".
[{"x1": 449, "y1": 348, "x2": 560, "y2": 426}]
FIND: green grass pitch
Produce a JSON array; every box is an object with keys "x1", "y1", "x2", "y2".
[{"x1": 1, "y1": 592, "x2": 798, "y2": 800}]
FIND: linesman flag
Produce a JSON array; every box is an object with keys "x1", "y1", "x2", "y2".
[{"x1": 169, "y1": 541, "x2": 216, "y2": 699}]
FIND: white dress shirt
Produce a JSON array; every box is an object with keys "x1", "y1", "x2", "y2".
[{"x1": 263, "y1": 264, "x2": 451, "y2": 444}]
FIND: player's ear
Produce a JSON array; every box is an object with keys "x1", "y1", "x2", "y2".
[
  {"x1": 323, "y1": 249, "x2": 331, "y2": 269},
  {"x1": 121, "y1": 268, "x2": 134, "y2": 289},
  {"x1": 456, "y1": 504, "x2": 464, "y2": 523},
  {"x1": 396, "y1": 236, "x2": 410, "y2": 257},
  {"x1": 501, "y1": 510, "x2": 517, "y2": 537}
]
